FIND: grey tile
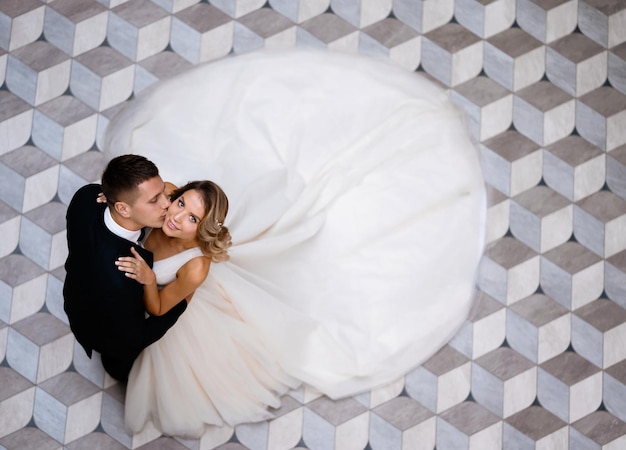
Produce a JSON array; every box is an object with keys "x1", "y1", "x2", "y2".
[
  {"x1": 372, "y1": 397, "x2": 433, "y2": 430},
  {"x1": 65, "y1": 431, "x2": 127, "y2": 450},
  {"x1": 0, "y1": 146, "x2": 57, "y2": 179},
  {"x1": 574, "y1": 297, "x2": 626, "y2": 332},
  {"x1": 605, "y1": 359, "x2": 626, "y2": 422},
  {"x1": 0, "y1": 91, "x2": 33, "y2": 156},
  {"x1": 360, "y1": 17, "x2": 419, "y2": 48},
  {"x1": 577, "y1": 86, "x2": 626, "y2": 150},
  {"x1": 475, "y1": 347, "x2": 535, "y2": 381},
  {"x1": 392, "y1": 0, "x2": 454, "y2": 34},
  {"x1": 0, "y1": 254, "x2": 46, "y2": 288},
  {"x1": 544, "y1": 135, "x2": 605, "y2": 202},
  {"x1": 71, "y1": 47, "x2": 135, "y2": 111},
  {"x1": 449, "y1": 290, "x2": 506, "y2": 359},
  {"x1": 517, "y1": 0, "x2": 578, "y2": 44},
  {"x1": 484, "y1": 27, "x2": 546, "y2": 92},
  {"x1": 541, "y1": 240, "x2": 604, "y2": 310},
  {"x1": 0, "y1": 0, "x2": 45, "y2": 52},
  {"x1": 0, "y1": 200, "x2": 20, "y2": 258},
  {"x1": 606, "y1": 249, "x2": 626, "y2": 308},
  {"x1": 575, "y1": 190, "x2": 626, "y2": 257},
  {"x1": 170, "y1": 3, "x2": 233, "y2": 63},
  {"x1": 43, "y1": 0, "x2": 108, "y2": 57},
  {"x1": 422, "y1": 344, "x2": 470, "y2": 376},
  {"x1": 479, "y1": 130, "x2": 542, "y2": 197},
  {"x1": 607, "y1": 144, "x2": 626, "y2": 199},
  {"x1": 370, "y1": 396, "x2": 435, "y2": 450},
  {"x1": 0, "y1": 426, "x2": 62, "y2": 450},
  {"x1": 299, "y1": 13, "x2": 357, "y2": 45},
  {"x1": 538, "y1": 351, "x2": 602, "y2": 422},
  {"x1": 0, "y1": 366, "x2": 34, "y2": 401},
  {"x1": 504, "y1": 405, "x2": 567, "y2": 441},
  {"x1": 546, "y1": 32, "x2": 607, "y2": 96},
  {"x1": 439, "y1": 401, "x2": 500, "y2": 435},
  {"x1": 540, "y1": 351, "x2": 600, "y2": 387},
  {"x1": 306, "y1": 396, "x2": 368, "y2": 426},
  {"x1": 173, "y1": 2, "x2": 231, "y2": 33},
  {"x1": 472, "y1": 347, "x2": 537, "y2": 418},
  {"x1": 437, "y1": 401, "x2": 501, "y2": 449},
  {"x1": 238, "y1": 7, "x2": 295, "y2": 38},
  {"x1": 572, "y1": 298, "x2": 626, "y2": 368},
  {"x1": 579, "y1": 0, "x2": 626, "y2": 48},
  {"x1": 610, "y1": 41, "x2": 626, "y2": 95},
  {"x1": 510, "y1": 294, "x2": 569, "y2": 328},
  {"x1": 454, "y1": 0, "x2": 515, "y2": 39},
  {"x1": 58, "y1": 150, "x2": 108, "y2": 204},
  {"x1": 422, "y1": 22, "x2": 483, "y2": 86},
  {"x1": 12, "y1": 312, "x2": 70, "y2": 347},
  {"x1": 483, "y1": 236, "x2": 537, "y2": 270},
  {"x1": 507, "y1": 294, "x2": 571, "y2": 364},
  {"x1": 5, "y1": 41, "x2": 71, "y2": 106},
  {"x1": 108, "y1": 0, "x2": 171, "y2": 61},
  {"x1": 542, "y1": 240, "x2": 602, "y2": 275},
  {"x1": 23, "y1": 202, "x2": 67, "y2": 235},
  {"x1": 235, "y1": 8, "x2": 295, "y2": 53},
  {"x1": 514, "y1": 80, "x2": 575, "y2": 146},
  {"x1": 0, "y1": 367, "x2": 36, "y2": 439},
  {"x1": 510, "y1": 185, "x2": 572, "y2": 253},
  {"x1": 134, "y1": 50, "x2": 193, "y2": 93},
  {"x1": 571, "y1": 410, "x2": 626, "y2": 448}
]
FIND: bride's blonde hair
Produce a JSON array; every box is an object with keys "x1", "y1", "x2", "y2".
[{"x1": 169, "y1": 180, "x2": 232, "y2": 262}]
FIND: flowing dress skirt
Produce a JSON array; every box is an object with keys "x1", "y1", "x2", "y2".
[{"x1": 104, "y1": 49, "x2": 487, "y2": 437}]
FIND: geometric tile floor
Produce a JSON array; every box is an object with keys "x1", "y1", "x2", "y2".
[{"x1": 1, "y1": 0, "x2": 626, "y2": 448}]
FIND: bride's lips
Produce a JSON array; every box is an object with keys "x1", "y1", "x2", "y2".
[{"x1": 166, "y1": 219, "x2": 179, "y2": 231}]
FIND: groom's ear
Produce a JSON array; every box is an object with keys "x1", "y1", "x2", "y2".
[{"x1": 114, "y1": 201, "x2": 132, "y2": 218}]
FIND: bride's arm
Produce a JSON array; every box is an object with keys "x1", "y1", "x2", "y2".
[
  {"x1": 117, "y1": 247, "x2": 211, "y2": 316},
  {"x1": 143, "y1": 256, "x2": 210, "y2": 315}
]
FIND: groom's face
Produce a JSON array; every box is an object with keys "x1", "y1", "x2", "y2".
[{"x1": 127, "y1": 176, "x2": 171, "y2": 229}]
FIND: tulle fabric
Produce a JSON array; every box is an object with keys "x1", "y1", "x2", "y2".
[{"x1": 106, "y1": 49, "x2": 486, "y2": 437}]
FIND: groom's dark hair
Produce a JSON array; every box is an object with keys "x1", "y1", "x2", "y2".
[{"x1": 101, "y1": 154, "x2": 160, "y2": 207}]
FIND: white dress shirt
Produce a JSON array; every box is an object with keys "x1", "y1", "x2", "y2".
[{"x1": 104, "y1": 207, "x2": 142, "y2": 244}]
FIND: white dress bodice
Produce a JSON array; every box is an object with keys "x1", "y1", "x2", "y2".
[{"x1": 152, "y1": 247, "x2": 204, "y2": 285}]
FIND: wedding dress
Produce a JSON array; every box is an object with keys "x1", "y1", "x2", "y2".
[
  {"x1": 105, "y1": 48, "x2": 486, "y2": 437},
  {"x1": 126, "y1": 246, "x2": 298, "y2": 436}
]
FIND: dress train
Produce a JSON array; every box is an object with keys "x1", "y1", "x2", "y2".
[{"x1": 105, "y1": 49, "x2": 486, "y2": 436}]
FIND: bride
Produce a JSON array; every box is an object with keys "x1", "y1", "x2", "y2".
[{"x1": 104, "y1": 48, "x2": 486, "y2": 437}]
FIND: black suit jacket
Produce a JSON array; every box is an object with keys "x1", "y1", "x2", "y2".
[{"x1": 63, "y1": 184, "x2": 186, "y2": 381}]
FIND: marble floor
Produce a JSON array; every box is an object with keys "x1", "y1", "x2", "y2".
[{"x1": 2, "y1": 0, "x2": 626, "y2": 449}]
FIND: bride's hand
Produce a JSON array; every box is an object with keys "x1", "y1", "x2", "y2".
[
  {"x1": 97, "y1": 192, "x2": 107, "y2": 203},
  {"x1": 116, "y1": 247, "x2": 156, "y2": 286}
]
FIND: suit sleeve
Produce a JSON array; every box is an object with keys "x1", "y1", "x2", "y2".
[{"x1": 141, "y1": 300, "x2": 188, "y2": 348}]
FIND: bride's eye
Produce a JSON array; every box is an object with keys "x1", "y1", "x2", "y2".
[
  {"x1": 189, "y1": 215, "x2": 197, "y2": 223},
  {"x1": 178, "y1": 199, "x2": 184, "y2": 207}
]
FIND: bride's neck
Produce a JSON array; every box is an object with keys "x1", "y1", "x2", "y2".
[{"x1": 158, "y1": 229, "x2": 199, "y2": 251}]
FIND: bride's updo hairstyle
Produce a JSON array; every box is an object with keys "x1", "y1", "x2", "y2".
[{"x1": 169, "y1": 180, "x2": 232, "y2": 262}]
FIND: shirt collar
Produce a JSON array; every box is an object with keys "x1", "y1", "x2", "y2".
[{"x1": 104, "y1": 207, "x2": 142, "y2": 243}]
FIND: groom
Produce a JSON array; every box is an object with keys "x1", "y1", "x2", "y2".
[{"x1": 63, "y1": 154, "x2": 187, "y2": 382}]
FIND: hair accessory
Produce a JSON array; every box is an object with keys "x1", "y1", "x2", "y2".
[{"x1": 216, "y1": 220, "x2": 223, "y2": 230}]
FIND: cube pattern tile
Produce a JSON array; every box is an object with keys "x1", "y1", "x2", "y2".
[{"x1": 1, "y1": 0, "x2": 626, "y2": 448}]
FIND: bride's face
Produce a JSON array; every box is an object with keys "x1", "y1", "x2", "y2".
[{"x1": 163, "y1": 189, "x2": 206, "y2": 240}]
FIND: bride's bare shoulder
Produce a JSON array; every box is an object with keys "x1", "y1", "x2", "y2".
[{"x1": 165, "y1": 182, "x2": 178, "y2": 198}]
